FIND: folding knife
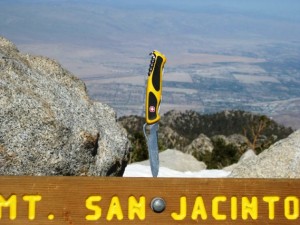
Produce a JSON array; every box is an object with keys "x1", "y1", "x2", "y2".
[{"x1": 143, "y1": 50, "x2": 167, "y2": 177}]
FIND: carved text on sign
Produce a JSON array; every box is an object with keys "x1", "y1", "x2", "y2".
[{"x1": 0, "y1": 177, "x2": 300, "y2": 225}]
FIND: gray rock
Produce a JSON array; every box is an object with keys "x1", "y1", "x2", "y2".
[
  {"x1": 230, "y1": 130, "x2": 300, "y2": 178},
  {"x1": 238, "y1": 149, "x2": 256, "y2": 162},
  {"x1": 136, "y1": 149, "x2": 207, "y2": 172},
  {"x1": 0, "y1": 36, "x2": 129, "y2": 176},
  {"x1": 184, "y1": 133, "x2": 213, "y2": 156}
]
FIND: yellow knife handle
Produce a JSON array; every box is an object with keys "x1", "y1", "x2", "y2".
[{"x1": 145, "y1": 50, "x2": 167, "y2": 124}]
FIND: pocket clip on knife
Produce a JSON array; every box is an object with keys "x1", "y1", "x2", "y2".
[{"x1": 143, "y1": 50, "x2": 167, "y2": 177}]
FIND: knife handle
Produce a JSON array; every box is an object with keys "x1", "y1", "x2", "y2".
[{"x1": 145, "y1": 50, "x2": 167, "y2": 125}]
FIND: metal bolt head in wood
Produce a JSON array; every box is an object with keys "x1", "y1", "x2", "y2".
[{"x1": 151, "y1": 197, "x2": 166, "y2": 213}]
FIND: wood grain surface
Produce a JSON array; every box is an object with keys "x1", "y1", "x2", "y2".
[{"x1": 0, "y1": 177, "x2": 299, "y2": 224}]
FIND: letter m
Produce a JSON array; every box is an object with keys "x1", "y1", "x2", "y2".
[{"x1": 0, "y1": 195, "x2": 17, "y2": 220}]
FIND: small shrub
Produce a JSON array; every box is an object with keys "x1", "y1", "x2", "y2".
[{"x1": 207, "y1": 138, "x2": 240, "y2": 169}]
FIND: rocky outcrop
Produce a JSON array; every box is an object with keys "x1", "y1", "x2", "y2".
[
  {"x1": 119, "y1": 109, "x2": 293, "y2": 167},
  {"x1": 230, "y1": 130, "x2": 300, "y2": 178},
  {"x1": 184, "y1": 133, "x2": 213, "y2": 157},
  {"x1": 0, "y1": 37, "x2": 129, "y2": 176}
]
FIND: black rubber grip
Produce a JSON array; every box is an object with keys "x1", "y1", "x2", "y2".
[{"x1": 152, "y1": 56, "x2": 163, "y2": 92}]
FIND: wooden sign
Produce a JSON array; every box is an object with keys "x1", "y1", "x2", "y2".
[{"x1": 0, "y1": 177, "x2": 300, "y2": 225}]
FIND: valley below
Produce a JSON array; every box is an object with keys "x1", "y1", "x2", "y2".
[{"x1": 81, "y1": 42, "x2": 300, "y2": 129}]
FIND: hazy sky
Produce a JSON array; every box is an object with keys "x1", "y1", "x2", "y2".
[
  {"x1": 1, "y1": 0, "x2": 300, "y2": 42},
  {"x1": 1, "y1": 0, "x2": 300, "y2": 75}
]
